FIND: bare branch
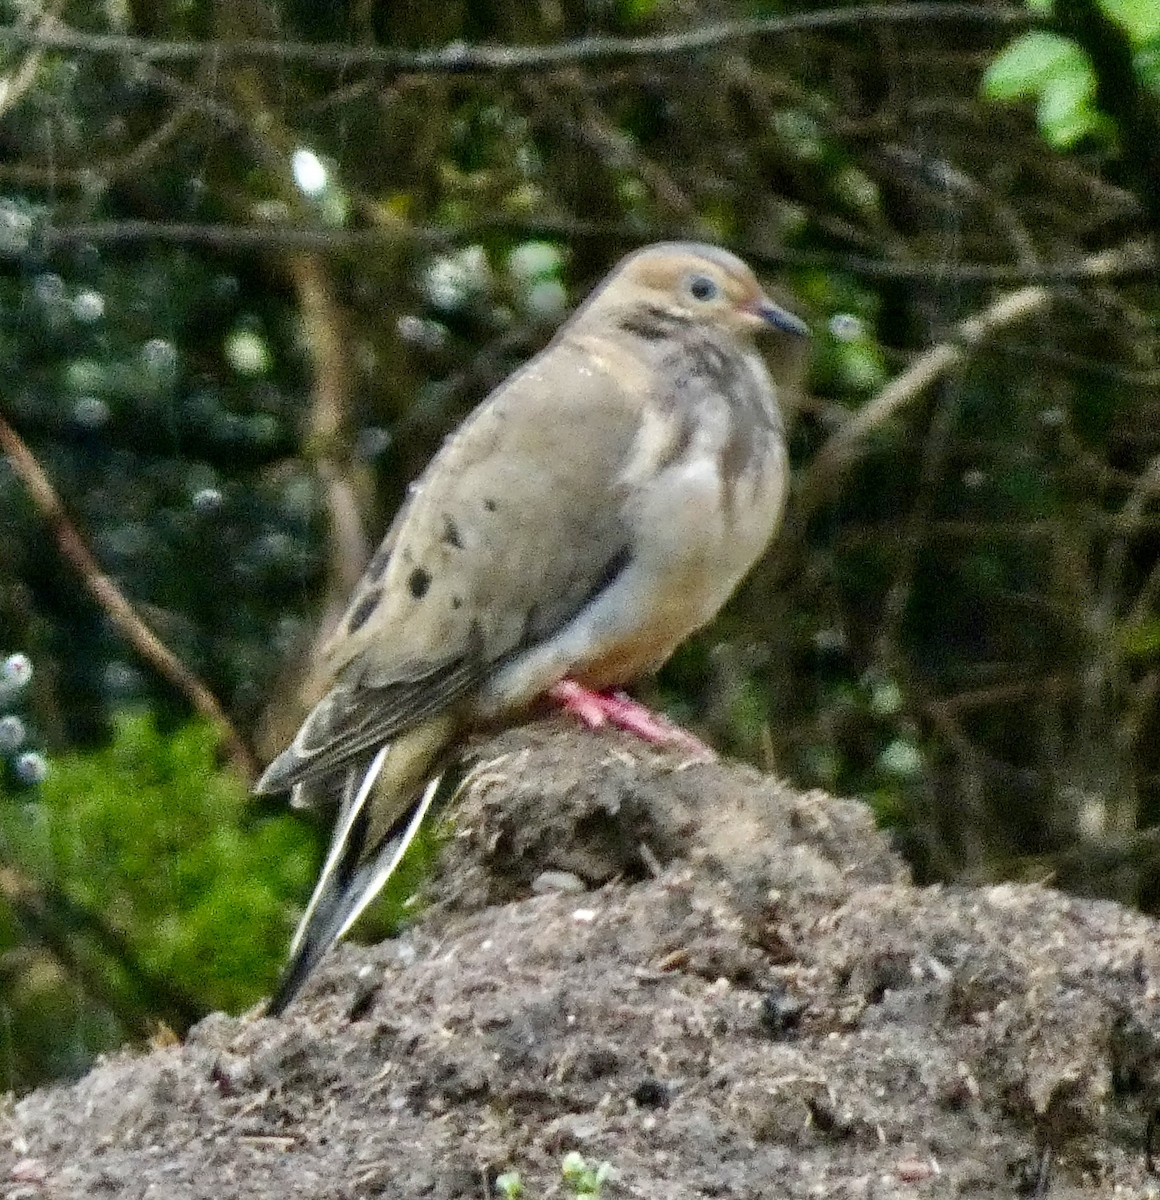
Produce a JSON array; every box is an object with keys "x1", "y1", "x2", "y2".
[
  {"x1": 791, "y1": 243, "x2": 1150, "y2": 529},
  {"x1": 24, "y1": 219, "x2": 1154, "y2": 285},
  {"x1": 0, "y1": 408, "x2": 256, "y2": 780},
  {"x1": 0, "y1": 5, "x2": 1032, "y2": 72},
  {"x1": 0, "y1": 94, "x2": 200, "y2": 187}
]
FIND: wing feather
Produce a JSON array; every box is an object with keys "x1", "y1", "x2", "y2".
[
  {"x1": 257, "y1": 341, "x2": 647, "y2": 795},
  {"x1": 255, "y1": 651, "x2": 480, "y2": 793}
]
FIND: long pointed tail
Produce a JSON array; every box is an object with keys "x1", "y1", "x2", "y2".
[{"x1": 266, "y1": 763, "x2": 442, "y2": 1017}]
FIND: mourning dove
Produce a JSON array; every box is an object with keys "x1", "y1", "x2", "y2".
[{"x1": 257, "y1": 242, "x2": 809, "y2": 1013}]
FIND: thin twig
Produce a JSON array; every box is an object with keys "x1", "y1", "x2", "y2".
[
  {"x1": 23, "y1": 220, "x2": 1154, "y2": 284},
  {"x1": 875, "y1": 370, "x2": 967, "y2": 661},
  {"x1": 938, "y1": 674, "x2": 1073, "y2": 714},
  {"x1": 533, "y1": 78, "x2": 706, "y2": 228},
  {"x1": 0, "y1": 408, "x2": 256, "y2": 780},
  {"x1": 0, "y1": 5, "x2": 1033, "y2": 71},
  {"x1": 791, "y1": 244, "x2": 1147, "y2": 531},
  {"x1": 0, "y1": 93, "x2": 199, "y2": 187},
  {"x1": 0, "y1": 0, "x2": 65, "y2": 120}
]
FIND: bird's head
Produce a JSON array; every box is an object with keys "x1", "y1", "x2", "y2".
[{"x1": 580, "y1": 242, "x2": 809, "y2": 342}]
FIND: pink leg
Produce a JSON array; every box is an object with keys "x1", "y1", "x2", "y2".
[{"x1": 548, "y1": 680, "x2": 714, "y2": 758}]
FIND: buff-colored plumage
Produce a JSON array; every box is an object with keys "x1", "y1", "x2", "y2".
[{"x1": 257, "y1": 242, "x2": 809, "y2": 1013}]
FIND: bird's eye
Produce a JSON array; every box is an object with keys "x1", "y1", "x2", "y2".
[{"x1": 687, "y1": 274, "x2": 719, "y2": 302}]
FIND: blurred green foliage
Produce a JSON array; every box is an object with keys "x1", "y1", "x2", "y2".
[
  {"x1": 985, "y1": 0, "x2": 1160, "y2": 145},
  {"x1": 0, "y1": 716, "x2": 314, "y2": 1088},
  {"x1": 985, "y1": 31, "x2": 1106, "y2": 146}
]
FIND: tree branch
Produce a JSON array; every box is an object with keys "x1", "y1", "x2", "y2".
[
  {"x1": 0, "y1": 409, "x2": 256, "y2": 780},
  {"x1": 0, "y1": 0, "x2": 65, "y2": 121},
  {"x1": 0, "y1": 5, "x2": 1032, "y2": 72},
  {"x1": 788, "y1": 243, "x2": 1147, "y2": 534},
  {"x1": 0, "y1": 93, "x2": 199, "y2": 187},
  {"x1": 25, "y1": 219, "x2": 1154, "y2": 284}
]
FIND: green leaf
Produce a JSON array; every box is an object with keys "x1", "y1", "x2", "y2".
[
  {"x1": 983, "y1": 32, "x2": 1082, "y2": 100},
  {"x1": 984, "y1": 32, "x2": 1101, "y2": 146},
  {"x1": 1036, "y1": 57, "x2": 1099, "y2": 145},
  {"x1": 1099, "y1": 0, "x2": 1160, "y2": 45}
]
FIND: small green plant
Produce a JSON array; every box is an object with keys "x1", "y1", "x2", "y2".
[
  {"x1": 495, "y1": 1171, "x2": 525, "y2": 1199},
  {"x1": 1, "y1": 713, "x2": 316, "y2": 1012},
  {"x1": 493, "y1": 1153, "x2": 613, "y2": 1198},
  {"x1": 561, "y1": 1152, "x2": 613, "y2": 1198}
]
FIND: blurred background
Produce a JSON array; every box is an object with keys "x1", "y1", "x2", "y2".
[{"x1": 0, "y1": 0, "x2": 1157, "y2": 1091}]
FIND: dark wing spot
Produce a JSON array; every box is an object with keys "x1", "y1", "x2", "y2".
[
  {"x1": 441, "y1": 515, "x2": 464, "y2": 549},
  {"x1": 520, "y1": 604, "x2": 540, "y2": 646},
  {"x1": 409, "y1": 567, "x2": 431, "y2": 598},
  {"x1": 347, "y1": 588, "x2": 382, "y2": 634},
  {"x1": 513, "y1": 546, "x2": 631, "y2": 650},
  {"x1": 484, "y1": 498, "x2": 497, "y2": 512},
  {"x1": 451, "y1": 596, "x2": 463, "y2": 609},
  {"x1": 365, "y1": 543, "x2": 391, "y2": 582},
  {"x1": 588, "y1": 544, "x2": 632, "y2": 603}
]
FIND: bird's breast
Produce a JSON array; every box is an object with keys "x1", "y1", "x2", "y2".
[{"x1": 574, "y1": 438, "x2": 789, "y2": 688}]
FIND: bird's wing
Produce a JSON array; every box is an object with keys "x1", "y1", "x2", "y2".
[{"x1": 255, "y1": 334, "x2": 664, "y2": 795}]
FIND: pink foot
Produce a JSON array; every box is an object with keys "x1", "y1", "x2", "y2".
[{"x1": 548, "y1": 680, "x2": 714, "y2": 759}]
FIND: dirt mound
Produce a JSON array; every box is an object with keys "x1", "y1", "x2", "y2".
[{"x1": 4, "y1": 721, "x2": 1160, "y2": 1198}]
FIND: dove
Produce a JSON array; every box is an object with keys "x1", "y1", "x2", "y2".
[{"x1": 257, "y1": 242, "x2": 809, "y2": 1013}]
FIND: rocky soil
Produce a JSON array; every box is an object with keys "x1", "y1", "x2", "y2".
[{"x1": 5, "y1": 720, "x2": 1160, "y2": 1199}]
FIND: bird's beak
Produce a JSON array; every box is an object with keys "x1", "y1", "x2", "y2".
[{"x1": 747, "y1": 295, "x2": 810, "y2": 338}]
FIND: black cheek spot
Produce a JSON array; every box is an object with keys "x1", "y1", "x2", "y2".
[
  {"x1": 347, "y1": 588, "x2": 381, "y2": 634},
  {"x1": 619, "y1": 306, "x2": 676, "y2": 341},
  {"x1": 441, "y1": 516, "x2": 464, "y2": 549},
  {"x1": 409, "y1": 568, "x2": 432, "y2": 598},
  {"x1": 484, "y1": 498, "x2": 497, "y2": 512}
]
